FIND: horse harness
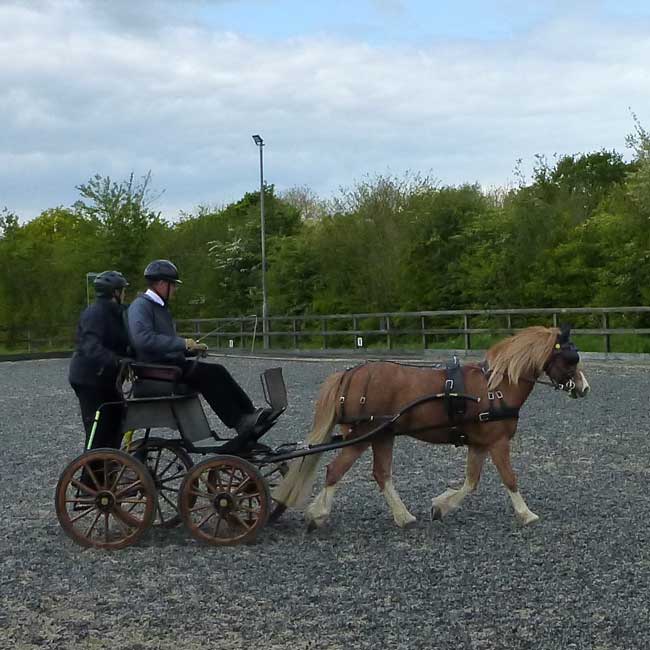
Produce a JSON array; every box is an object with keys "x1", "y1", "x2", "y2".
[{"x1": 336, "y1": 359, "x2": 520, "y2": 447}]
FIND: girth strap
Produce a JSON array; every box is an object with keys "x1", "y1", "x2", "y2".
[{"x1": 444, "y1": 356, "x2": 467, "y2": 421}]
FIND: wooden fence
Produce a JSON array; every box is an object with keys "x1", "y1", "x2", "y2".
[{"x1": 3, "y1": 306, "x2": 650, "y2": 355}]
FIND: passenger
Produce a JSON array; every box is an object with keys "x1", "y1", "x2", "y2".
[
  {"x1": 69, "y1": 270, "x2": 130, "y2": 451},
  {"x1": 127, "y1": 259, "x2": 270, "y2": 440}
]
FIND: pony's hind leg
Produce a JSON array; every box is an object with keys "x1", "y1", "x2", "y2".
[
  {"x1": 371, "y1": 436, "x2": 416, "y2": 528},
  {"x1": 489, "y1": 437, "x2": 539, "y2": 525},
  {"x1": 305, "y1": 440, "x2": 370, "y2": 531},
  {"x1": 431, "y1": 445, "x2": 487, "y2": 521}
]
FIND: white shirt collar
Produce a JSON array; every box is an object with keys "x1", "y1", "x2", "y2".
[{"x1": 145, "y1": 288, "x2": 165, "y2": 306}]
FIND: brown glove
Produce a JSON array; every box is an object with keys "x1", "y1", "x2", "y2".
[{"x1": 185, "y1": 338, "x2": 208, "y2": 353}]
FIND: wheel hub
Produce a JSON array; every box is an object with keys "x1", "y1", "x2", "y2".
[
  {"x1": 213, "y1": 492, "x2": 235, "y2": 514},
  {"x1": 95, "y1": 490, "x2": 115, "y2": 512}
]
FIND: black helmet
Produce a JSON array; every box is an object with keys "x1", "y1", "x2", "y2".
[
  {"x1": 143, "y1": 259, "x2": 182, "y2": 284},
  {"x1": 93, "y1": 270, "x2": 129, "y2": 296}
]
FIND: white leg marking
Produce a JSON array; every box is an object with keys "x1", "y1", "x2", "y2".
[
  {"x1": 431, "y1": 481, "x2": 476, "y2": 519},
  {"x1": 305, "y1": 484, "x2": 338, "y2": 528},
  {"x1": 579, "y1": 371, "x2": 590, "y2": 395},
  {"x1": 508, "y1": 489, "x2": 539, "y2": 525},
  {"x1": 382, "y1": 479, "x2": 416, "y2": 528}
]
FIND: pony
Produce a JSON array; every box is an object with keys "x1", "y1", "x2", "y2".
[{"x1": 273, "y1": 325, "x2": 590, "y2": 529}]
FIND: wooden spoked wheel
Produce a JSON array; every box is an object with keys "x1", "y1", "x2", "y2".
[
  {"x1": 55, "y1": 449, "x2": 156, "y2": 550},
  {"x1": 125, "y1": 437, "x2": 193, "y2": 529},
  {"x1": 179, "y1": 455, "x2": 270, "y2": 546}
]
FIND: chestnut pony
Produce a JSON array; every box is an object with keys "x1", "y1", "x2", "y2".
[{"x1": 273, "y1": 325, "x2": 590, "y2": 529}]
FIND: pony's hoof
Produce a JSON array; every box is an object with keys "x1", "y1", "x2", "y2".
[
  {"x1": 395, "y1": 514, "x2": 417, "y2": 529},
  {"x1": 517, "y1": 511, "x2": 540, "y2": 526},
  {"x1": 430, "y1": 506, "x2": 443, "y2": 522},
  {"x1": 306, "y1": 520, "x2": 319, "y2": 533}
]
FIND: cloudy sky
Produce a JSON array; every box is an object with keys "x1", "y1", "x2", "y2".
[{"x1": 1, "y1": 0, "x2": 649, "y2": 220}]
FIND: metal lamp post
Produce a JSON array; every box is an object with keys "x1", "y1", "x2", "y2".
[{"x1": 252, "y1": 134, "x2": 269, "y2": 349}]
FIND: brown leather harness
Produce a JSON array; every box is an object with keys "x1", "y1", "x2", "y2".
[{"x1": 334, "y1": 359, "x2": 520, "y2": 447}]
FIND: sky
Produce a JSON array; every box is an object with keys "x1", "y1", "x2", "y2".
[{"x1": 1, "y1": 0, "x2": 650, "y2": 220}]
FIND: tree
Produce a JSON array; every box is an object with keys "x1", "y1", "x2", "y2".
[{"x1": 74, "y1": 172, "x2": 164, "y2": 280}]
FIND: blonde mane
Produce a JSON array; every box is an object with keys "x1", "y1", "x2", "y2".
[{"x1": 485, "y1": 326, "x2": 559, "y2": 390}]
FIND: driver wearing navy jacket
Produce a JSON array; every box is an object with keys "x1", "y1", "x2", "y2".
[{"x1": 127, "y1": 260, "x2": 269, "y2": 438}]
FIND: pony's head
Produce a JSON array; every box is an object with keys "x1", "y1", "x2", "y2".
[
  {"x1": 543, "y1": 324, "x2": 590, "y2": 398},
  {"x1": 486, "y1": 324, "x2": 590, "y2": 398}
]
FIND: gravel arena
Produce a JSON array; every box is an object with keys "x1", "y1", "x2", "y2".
[{"x1": 1, "y1": 355, "x2": 650, "y2": 650}]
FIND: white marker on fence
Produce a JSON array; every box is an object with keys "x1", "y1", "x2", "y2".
[
  {"x1": 229, "y1": 339, "x2": 234, "y2": 348},
  {"x1": 357, "y1": 336, "x2": 363, "y2": 348}
]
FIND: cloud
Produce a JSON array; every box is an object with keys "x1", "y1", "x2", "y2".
[{"x1": 1, "y1": 1, "x2": 649, "y2": 220}]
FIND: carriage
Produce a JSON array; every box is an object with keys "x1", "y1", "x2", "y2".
[{"x1": 55, "y1": 325, "x2": 589, "y2": 550}]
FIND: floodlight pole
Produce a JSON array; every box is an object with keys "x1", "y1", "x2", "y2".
[{"x1": 252, "y1": 134, "x2": 269, "y2": 349}]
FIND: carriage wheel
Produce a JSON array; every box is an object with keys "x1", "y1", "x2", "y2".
[
  {"x1": 55, "y1": 449, "x2": 156, "y2": 550},
  {"x1": 179, "y1": 455, "x2": 270, "y2": 546},
  {"x1": 257, "y1": 461, "x2": 289, "y2": 523},
  {"x1": 126, "y1": 437, "x2": 193, "y2": 529}
]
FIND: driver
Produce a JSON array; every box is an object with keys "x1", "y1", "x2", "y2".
[{"x1": 127, "y1": 259, "x2": 270, "y2": 439}]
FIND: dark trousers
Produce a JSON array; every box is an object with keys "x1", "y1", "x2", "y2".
[
  {"x1": 182, "y1": 361, "x2": 254, "y2": 428},
  {"x1": 71, "y1": 384, "x2": 124, "y2": 450}
]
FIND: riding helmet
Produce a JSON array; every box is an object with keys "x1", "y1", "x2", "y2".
[
  {"x1": 93, "y1": 270, "x2": 129, "y2": 296},
  {"x1": 143, "y1": 259, "x2": 183, "y2": 284}
]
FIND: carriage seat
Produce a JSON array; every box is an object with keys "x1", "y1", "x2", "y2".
[{"x1": 129, "y1": 362, "x2": 194, "y2": 399}]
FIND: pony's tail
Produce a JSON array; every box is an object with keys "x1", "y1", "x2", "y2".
[{"x1": 272, "y1": 371, "x2": 343, "y2": 509}]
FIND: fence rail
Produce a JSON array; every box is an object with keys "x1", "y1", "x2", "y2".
[
  {"x1": 2, "y1": 306, "x2": 650, "y2": 355},
  {"x1": 176, "y1": 306, "x2": 650, "y2": 354}
]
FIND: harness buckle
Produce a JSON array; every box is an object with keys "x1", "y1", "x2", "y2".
[
  {"x1": 339, "y1": 396, "x2": 346, "y2": 404},
  {"x1": 359, "y1": 396, "x2": 366, "y2": 405},
  {"x1": 445, "y1": 379, "x2": 454, "y2": 391},
  {"x1": 496, "y1": 390, "x2": 503, "y2": 399},
  {"x1": 479, "y1": 412, "x2": 490, "y2": 422},
  {"x1": 487, "y1": 391, "x2": 495, "y2": 401}
]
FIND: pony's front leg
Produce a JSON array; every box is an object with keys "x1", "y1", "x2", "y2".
[
  {"x1": 489, "y1": 437, "x2": 539, "y2": 525},
  {"x1": 371, "y1": 435, "x2": 416, "y2": 528},
  {"x1": 431, "y1": 445, "x2": 487, "y2": 520},
  {"x1": 305, "y1": 441, "x2": 370, "y2": 531}
]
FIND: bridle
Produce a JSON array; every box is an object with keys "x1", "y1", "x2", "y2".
[{"x1": 531, "y1": 337, "x2": 580, "y2": 392}]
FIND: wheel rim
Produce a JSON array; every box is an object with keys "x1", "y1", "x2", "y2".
[
  {"x1": 55, "y1": 449, "x2": 156, "y2": 550},
  {"x1": 179, "y1": 456, "x2": 270, "y2": 546},
  {"x1": 127, "y1": 438, "x2": 193, "y2": 529}
]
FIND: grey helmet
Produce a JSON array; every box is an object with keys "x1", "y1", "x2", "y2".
[
  {"x1": 143, "y1": 259, "x2": 182, "y2": 284},
  {"x1": 93, "y1": 270, "x2": 129, "y2": 297}
]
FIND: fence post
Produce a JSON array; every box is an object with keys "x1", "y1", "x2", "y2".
[
  {"x1": 421, "y1": 316, "x2": 426, "y2": 349},
  {"x1": 552, "y1": 313, "x2": 558, "y2": 327},
  {"x1": 27, "y1": 329, "x2": 32, "y2": 353},
  {"x1": 386, "y1": 315, "x2": 392, "y2": 349},
  {"x1": 240, "y1": 320, "x2": 245, "y2": 349},
  {"x1": 603, "y1": 313, "x2": 611, "y2": 353},
  {"x1": 352, "y1": 317, "x2": 357, "y2": 350},
  {"x1": 194, "y1": 320, "x2": 201, "y2": 338},
  {"x1": 464, "y1": 314, "x2": 471, "y2": 352},
  {"x1": 292, "y1": 319, "x2": 298, "y2": 349},
  {"x1": 322, "y1": 318, "x2": 327, "y2": 349},
  {"x1": 506, "y1": 313, "x2": 512, "y2": 332}
]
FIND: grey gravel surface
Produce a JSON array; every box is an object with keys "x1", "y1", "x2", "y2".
[{"x1": 1, "y1": 357, "x2": 649, "y2": 650}]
